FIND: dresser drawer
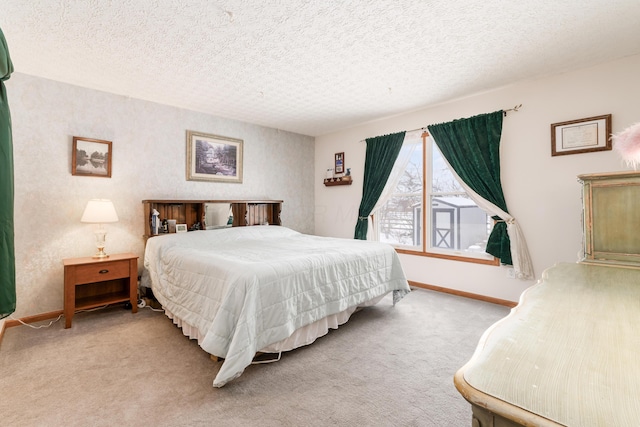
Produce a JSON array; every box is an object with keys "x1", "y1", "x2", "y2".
[{"x1": 72, "y1": 260, "x2": 131, "y2": 284}]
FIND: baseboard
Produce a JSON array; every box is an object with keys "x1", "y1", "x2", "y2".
[
  {"x1": 0, "y1": 310, "x2": 64, "y2": 346},
  {"x1": 408, "y1": 280, "x2": 517, "y2": 308},
  {"x1": 3, "y1": 310, "x2": 64, "y2": 329}
]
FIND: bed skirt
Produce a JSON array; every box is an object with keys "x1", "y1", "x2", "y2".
[{"x1": 162, "y1": 293, "x2": 387, "y2": 355}]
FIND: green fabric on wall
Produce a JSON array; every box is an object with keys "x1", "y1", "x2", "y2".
[
  {"x1": 0, "y1": 27, "x2": 15, "y2": 319},
  {"x1": 354, "y1": 131, "x2": 406, "y2": 240},
  {"x1": 427, "y1": 111, "x2": 512, "y2": 265}
]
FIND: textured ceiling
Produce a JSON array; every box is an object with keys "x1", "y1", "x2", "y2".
[{"x1": 2, "y1": 1, "x2": 640, "y2": 136}]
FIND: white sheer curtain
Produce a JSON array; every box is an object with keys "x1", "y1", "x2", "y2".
[
  {"x1": 439, "y1": 155, "x2": 535, "y2": 280},
  {"x1": 367, "y1": 130, "x2": 422, "y2": 240}
]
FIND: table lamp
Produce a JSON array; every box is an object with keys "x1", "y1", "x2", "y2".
[{"x1": 81, "y1": 199, "x2": 119, "y2": 258}]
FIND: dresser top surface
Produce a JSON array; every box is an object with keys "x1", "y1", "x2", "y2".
[
  {"x1": 460, "y1": 262, "x2": 640, "y2": 426},
  {"x1": 578, "y1": 170, "x2": 640, "y2": 181}
]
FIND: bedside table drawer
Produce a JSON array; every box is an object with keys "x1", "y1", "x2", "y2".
[{"x1": 73, "y1": 260, "x2": 130, "y2": 284}]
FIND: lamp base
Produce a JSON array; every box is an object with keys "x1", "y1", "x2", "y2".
[
  {"x1": 92, "y1": 228, "x2": 109, "y2": 258},
  {"x1": 92, "y1": 247, "x2": 109, "y2": 259}
]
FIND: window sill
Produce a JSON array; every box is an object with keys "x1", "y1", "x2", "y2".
[{"x1": 394, "y1": 248, "x2": 500, "y2": 266}]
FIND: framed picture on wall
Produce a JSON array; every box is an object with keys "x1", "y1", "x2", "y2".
[
  {"x1": 551, "y1": 114, "x2": 612, "y2": 156},
  {"x1": 335, "y1": 152, "x2": 345, "y2": 174},
  {"x1": 72, "y1": 136, "x2": 112, "y2": 177},
  {"x1": 186, "y1": 130, "x2": 243, "y2": 183}
]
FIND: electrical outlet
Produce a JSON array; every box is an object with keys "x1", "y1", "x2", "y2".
[{"x1": 506, "y1": 268, "x2": 516, "y2": 279}]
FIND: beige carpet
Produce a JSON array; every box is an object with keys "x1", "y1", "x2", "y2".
[{"x1": 0, "y1": 288, "x2": 510, "y2": 427}]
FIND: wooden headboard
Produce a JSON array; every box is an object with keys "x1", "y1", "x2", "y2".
[{"x1": 142, "y1": 199, "x2": 282, "y2": 238}]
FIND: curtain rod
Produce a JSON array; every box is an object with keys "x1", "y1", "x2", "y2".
[
  {"x1": 359, "y1": 104, "x2": 522, "y2": 142},
  {"x1": 503, "y1": 104, "x2": 522, "y2": 116}
]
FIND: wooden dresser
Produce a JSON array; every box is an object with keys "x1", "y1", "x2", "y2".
[{"x1": 455, "y1": 171, "x2": 640, "y2": 426}]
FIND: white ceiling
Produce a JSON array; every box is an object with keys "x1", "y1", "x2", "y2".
[{"x1": 2, "y1": 1, "x2": 640, "y2": 137}]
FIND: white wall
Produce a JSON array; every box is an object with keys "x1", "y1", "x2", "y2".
[
  {"x1": 315, "y1": 54, "x2": 640, "y2": 302},
  {"x1": 8, "y1": 73, "x2": 315, "y2": 317}
]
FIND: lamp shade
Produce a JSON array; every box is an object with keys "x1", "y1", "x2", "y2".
[{"x1": 81, "y1": 199, "x2": 119, "y2": 223}]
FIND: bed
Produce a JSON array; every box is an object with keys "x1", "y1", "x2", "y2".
[{"x1": 141, "y1": 200, "x2": 410, "y2": 387}]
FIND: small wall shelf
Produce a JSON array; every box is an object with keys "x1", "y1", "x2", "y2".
[{"x1": 324, "y1": 177, "x2": 353, "y2": 186}]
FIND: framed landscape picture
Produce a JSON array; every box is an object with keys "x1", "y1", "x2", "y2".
[
  {"x1": 72, "y1": 136, "x2": 112, "y2": 177},
  {"x1": 186, "y1": 130, "x2": 243, "y2": 183}
]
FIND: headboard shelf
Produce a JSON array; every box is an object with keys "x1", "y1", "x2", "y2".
[{"x1": 142, "y1": 199, "x2": 283, "y2": 238}]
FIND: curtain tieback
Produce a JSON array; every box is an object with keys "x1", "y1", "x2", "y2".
[
  {"x1": 495, "y1": 218, "x2": 516, "y2": 225},
  {"x1": 358, "y1": 216, "x2": 369, "y2": 221}
]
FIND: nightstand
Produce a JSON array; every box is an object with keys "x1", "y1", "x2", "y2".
[{"x1": 63, "y1": 253, "x2": 139, "y2": 328}]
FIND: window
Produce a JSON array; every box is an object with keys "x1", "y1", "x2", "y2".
[{"x1": 375, "y1": 131, "x2": 496, "y2": 264}]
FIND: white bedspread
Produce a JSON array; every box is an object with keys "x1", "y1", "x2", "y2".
[{"x1": 144, "y1": 226, "x2": 410, "y2": 387}]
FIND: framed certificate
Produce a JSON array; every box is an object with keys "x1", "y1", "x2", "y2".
[{"x1": 551, "y1": 114, "x2": 611, "y2": 156}]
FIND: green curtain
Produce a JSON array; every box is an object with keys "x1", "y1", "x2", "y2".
[
  {"x1": 354, "y1": 131, "x2": 406, "y2": 240},
  {"x1": 0, "y1": 27, "x2": 15, "y2": 319},
  {"x1": 427, "y1": 111, "x2": 512, "y2": 265}
]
